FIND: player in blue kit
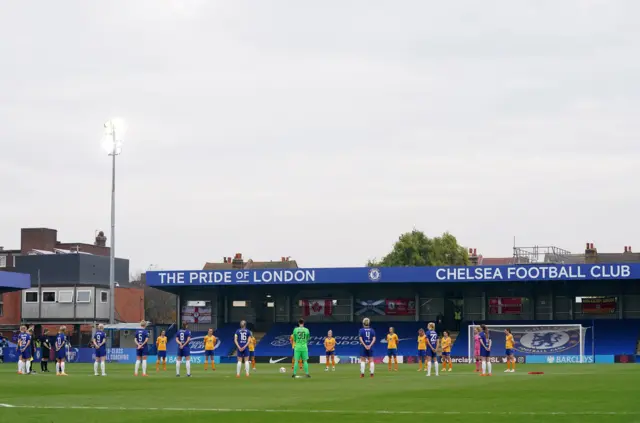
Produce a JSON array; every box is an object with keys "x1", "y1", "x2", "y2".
[
  {"x1": 425, "y1": 322, "x2": 439, "y2": 377},
  {"x1": 358, "y1": 318, "x2": 376, "y2": 378},
  {"x1": 134, "y1": 320, "x2": 149, "y2": 377},
  {"x1": 55, "y1": 326, "x2": 68, "y2": 376},
  {"x1": 93, "y1": 324, "x2": 107, "y2": 376},
  {"x1": 234, "y1": 320, "x2": 252, "y2": 378},
  {"x1": 176, "y1": 322, "x2": 192, "y2": 377},
  {"x1": 17, "y1": 325, "x2": 32, "y2": 375},
  {"x1": 478, "y1": 324, "x2": 492, "y2": 376}
]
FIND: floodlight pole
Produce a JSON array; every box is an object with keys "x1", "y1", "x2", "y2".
[{"x1": 108, "y1": 124, "x2": 118, "y2": 325}]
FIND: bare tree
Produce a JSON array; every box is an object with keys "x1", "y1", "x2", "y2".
[{"x1": 130, "y1": 272, "x2": 176, "y2": 324}]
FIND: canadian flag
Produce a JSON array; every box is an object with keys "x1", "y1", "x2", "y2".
[{"x1": 302, "y1": 299, "x2": 333, "y2": 316}]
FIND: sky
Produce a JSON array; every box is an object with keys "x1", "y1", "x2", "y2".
[{"x1": 1, "y1": 0, "x2": 639, "y2": 274}]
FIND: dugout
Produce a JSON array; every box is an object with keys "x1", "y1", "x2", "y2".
[{"x1": 146, "y1": 263, "x2": 640, "y2": 336}]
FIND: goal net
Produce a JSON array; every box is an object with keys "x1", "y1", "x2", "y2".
[{"x1": 467, "y1": 324, "x2": 590, "y2": 363}]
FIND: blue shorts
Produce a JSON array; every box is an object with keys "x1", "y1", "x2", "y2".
[
  {"x1": 418, "y1": 350, "x2": 426, "y2": 358},
  {"x1": 205, "y1": 350, "x2": 215, "y2": 357},
  {"x1": 249, "y1": 351, "x2": 255, "y2": 358},
  {"x1": 95, "y1": 348, "x2": 106, "y2": 358},
  {"x1": 158, "y1": 351, "x2": 166, "y2": 359},
  {"x1": 387, "y1": 348, "x2": 397, "y2": 357},
  {"x1": 480, "y1": 348, "x2": 491, "y2": 358},
  {"x1": 55, "y1": 350, "x2": 66, "y2": 360},
  {"x1": 136, "y1": 346, "x2": 149, "y2": 357},
  {"x1": 325, "y1": 350, "x2": 335, "y2": 356},
  {"x1": 237, "y1": 349, "x2": 248, "y2": 358},
  {"x1": 177, "y1": 347, "x2": 190, "y2": 358},
  {"x1": 442, "y1": 352, "x2": 450, "y2": 357},
  {"x1": 20, "y1": 350, "x2": 32, "y2": 360},
  {"x1": 505, "y1": 349, "x2": 513, "y2": 356},
  {"x1": 426, "y1": 348, "x2": 437, "y2": 358},
  {"x1": 360, "y1": 347, "x2": 373, "y2": 358}
]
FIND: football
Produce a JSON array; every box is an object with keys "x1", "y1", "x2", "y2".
[{"x1": 279, "y1": 367, "x2": 286, "y2": 373}]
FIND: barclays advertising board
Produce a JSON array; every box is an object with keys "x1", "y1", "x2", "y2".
[
  {"x1": 146, "y1": 263, "x2": 639, "y2": 287},
  {"x1": 526, "y1": 355, "x2": 614, "y2": 364}
]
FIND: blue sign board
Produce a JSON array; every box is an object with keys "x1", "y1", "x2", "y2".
[{"x1": 146, "y1": 263, "x2": 639, "y2": 287}]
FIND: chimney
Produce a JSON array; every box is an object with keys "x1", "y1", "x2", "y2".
[
  {"x1": 232, "y1": 253, "x2": 244, "y2": 269},
  {"x1": 281, "y1": 256, "x2": 286, "y2": 262},
  {"x1": 624, "y1": 246, "x2": 632, "y2": 253},
  {"x1": 468, "y1": 248, "x2": 479, "y2": 266},
  {"x1": 95, "y1": 231, "x2": 107, "y2": 247},
  {"x1": 585, "y1": 242, "x2": 598, "y2": 264},
  {"x1": 223, "y1": 257, "x2": 228, "y2": 263}
]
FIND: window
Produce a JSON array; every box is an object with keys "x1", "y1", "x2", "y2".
[
  {"x1": 12, "y1": 254, "x2": 20, "y2": 266},
  {"x1": 267, "y1": 302, "x2": 275, "y2": 308},
  {"x1": 232, "y1": 300, "x2": 248, "y2": 307},
  {"x1": 0, "y1": 255, "x2": 6, "y2": 268},
  {"x1": 0, "y1": 293, "x2": 3, "y2": 316},
  {"x1": 76, "y1": 290, "x2": 92, "y2": 303},
  {"x1": 25, "y1": 292, "x2": 38, "y2": 303},
  {"x1": 58, "y1": 290, "x2": 74, "y2": 303},
  {"x1": 42, "y1": 291, "x2": 56, "y2": 303},
  {"x1": 100, "y1": 291, "x2": 108, "y2": 303}
]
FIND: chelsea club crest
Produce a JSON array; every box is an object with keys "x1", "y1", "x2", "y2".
[{"x1": 368, "y1": 268, "x2": 381, "y2": 282}]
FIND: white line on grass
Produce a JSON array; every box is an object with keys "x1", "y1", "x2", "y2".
[{"x1": 0, "y1": 404, "x2": 637, "y2": 416}]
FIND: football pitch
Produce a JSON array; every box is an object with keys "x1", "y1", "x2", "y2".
[{"x1": 1, "y1": 364, "x2": 638, "y2": 423}]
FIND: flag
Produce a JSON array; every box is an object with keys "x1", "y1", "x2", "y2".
[
  {"x1": 385, "y1": 299, "x2": 416, "y2": 315},
  {"x1": 581, "y1": 297, "x2": 616, "y2": 314},
  {"x1": 302, "y1": 300, "x2": 333, "y2": 316},
  {"x1": 489, "y1": 297, "x2": 522, "y2": 315},
  {"x1": 355, "y1": 299, "x2": 385, "y2": 315},
  {"x1": 181, "y1": 306, "x2": 212, "y2": 323}
]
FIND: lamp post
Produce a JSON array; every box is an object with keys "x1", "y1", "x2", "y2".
[{"x1": 102, "y1": 119, "x2": 124, "y2": 325}]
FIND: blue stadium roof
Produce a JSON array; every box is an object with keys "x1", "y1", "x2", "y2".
[{"x1": 0, "y1": 270, "x2": 31, "y2": 292}]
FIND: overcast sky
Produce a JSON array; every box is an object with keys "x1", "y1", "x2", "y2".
[{"x1": 1, "y1": 1, "x2": 639, "y2": 273}]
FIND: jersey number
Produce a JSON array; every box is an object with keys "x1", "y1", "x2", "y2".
[
  {"x1": 179, "y1": 333, "x2": 185, "y2": 342},
  {"x1": 430, "y1": 334, "x2": 437, "y2": 343},
  {"x1": 240, "y1": 332, "x2": 247, "y2": 342}
]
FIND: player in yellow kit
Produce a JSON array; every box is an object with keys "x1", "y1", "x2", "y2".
[
  {"x1": 204, "y1": 328, "x2": 216, "y2": 371},
  {"x1": 248, "y1": 335, "x2": 257, "y2": 371},
  {"x1": 417, "y1": 329, "x2": 427, "y2": 371},
  {"x1": 290, "y1": 334, "x2": 303, "y2": 370},
  {"x1": 386, "y1": 327, "x2": 399, "y2": 371},
  {"x1": 324, "y1": 330, "x2": 336, "y2": 371},
  {"x1": 155, "y1": 330, "x2": 167, "y2": 371},
  {"x1": 504, "y1": 328, "x2": 515, "y2": 373},
  {"x1": 441, "y1": 330, "x2": 452, "y2": 372}
]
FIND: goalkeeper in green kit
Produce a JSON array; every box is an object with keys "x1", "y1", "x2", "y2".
[{"x1": 292, "y1": 319, "x2": 311, "y2": 378}]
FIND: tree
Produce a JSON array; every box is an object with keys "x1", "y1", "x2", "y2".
[
  {"x1": 130, "y1": 272, "x2": 177, "y2": 324},
  {"x1": 368, "y1": 230, "x2": 469, "y2": 267}
]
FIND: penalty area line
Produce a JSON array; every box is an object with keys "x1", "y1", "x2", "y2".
[{"x1": 0, "y1": 404, "x2": 637, "y2": 416}]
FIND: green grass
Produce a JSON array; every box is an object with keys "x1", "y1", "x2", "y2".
[{"x1": 1, "y1": 363, "x2": 638, "y2": 423}]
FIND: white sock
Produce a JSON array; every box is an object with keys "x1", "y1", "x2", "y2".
[
  {"x1": 176, "y1": 359, "x2": 181, "y2": 375},
  {"x1": 427, "y1": 360, "x2": 432, "y2": 376},
  {"x1": 61, "y1": 362, "x2": 65, "y2": 373},
  {"x1": 360, "y1": 361, "x2": 365, "y2": 374},
  {"x1": 94, "y1": 362, "x2": 99, "y2": 374},
  {"x1": 142, "y1": 360, "x2": 147, "y2": 375},
  {"x1": 236, "y1": 361, "x2": 242, "y2": 376},
  {"x1": 55, "y1": 362, "x2": 59, "y2": 373},
  {"x1": 101, "y1": 361, "x2": 106, "y2": 374},
  {"x1": 245, "y1": 360, "x2": 250, "y2": 375},
  {"x1": 185, "y1": 360, "x2": 191, "y2": 375},
  {"x1": 135, "y1": 360, "x2": 140, "y2": 374},
  {"x1": 482, "y1": 361, "x2": 487, "y2": 374},
  {"x1": 487, "y1": 362, "x2": 492, "y2": 374},
  {"x1": 369, "y1": 361, "x2": 374, "y2": 375},
  {"x1": 26, "y1": 360, "x2": 31, "y2": 373},
  {"x1": 435, "y1": 360, "x2": 439, "y2": 375},
  {"x1": 18, "y1": 361, "x2": 24, "y2": 373}
]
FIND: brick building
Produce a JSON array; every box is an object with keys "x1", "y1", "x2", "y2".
[{"x1": 0, "y1": 228, "x2": 143, "y2": 341}]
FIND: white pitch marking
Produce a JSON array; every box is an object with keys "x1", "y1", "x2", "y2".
[{"x1": 0, "y1": 404, "x2": 637, "y2": 416}]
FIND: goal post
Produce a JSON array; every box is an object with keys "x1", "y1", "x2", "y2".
[{"x1": 467, "y1": 324, "x2": 589, "y2": 363}]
